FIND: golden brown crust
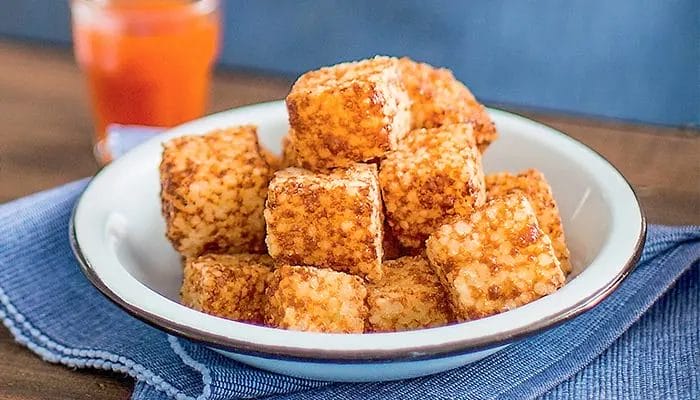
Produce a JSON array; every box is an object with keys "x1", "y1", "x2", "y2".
[
  {"x1": 280, "y1": 132, "x2": 302, "y2": 169},
  {"x1": 159, "y1": 126, "x2": 273, "y2": 257},
  {"x1": 264, "y1": 164, "x2": 384, "y2": 281},
  {"x1": 379, "y1": 123, "x2": 486, "y2": 250},
  {"x1": 181, "y1": 253, "x2": 274, "y2": 324},
  {"x1": 264, "y1": 265, "x2": 368, "y2": 333},
  {"x1": 367, "y1": 256, "x2": 454, "y2": 332},
  {"x1": 260, "y1": 146, "x2": 282, "y2": 172},
  {"x1": 286, "y1": 56, "x2": 411, "y2": 171},
  {"x1": 398, "y1": 57, "x2": 497, "y2": 152},
  {"x1": 485, "y1": 169, "x2": 572, "y2": 274},
  {"x1": 426, "y1": 194, "x2": 565, "y2": 321}
]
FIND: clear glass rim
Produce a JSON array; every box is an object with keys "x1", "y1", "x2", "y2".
[{"x1": 70, "y1": 0, "x2": 219, "y2": 16}]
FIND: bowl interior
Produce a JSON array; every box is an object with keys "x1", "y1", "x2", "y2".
[{"x1": 73, "y1": 102, "x2": 643, "y2": 359}]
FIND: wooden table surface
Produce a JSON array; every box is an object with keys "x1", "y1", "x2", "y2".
[{"x1": 0, "y1": 40, "x2": 698, "y2": 399}]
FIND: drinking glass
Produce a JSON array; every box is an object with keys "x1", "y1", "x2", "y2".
[{"x1": 71, "y1": 0, "x2": 220, "y2": 164}]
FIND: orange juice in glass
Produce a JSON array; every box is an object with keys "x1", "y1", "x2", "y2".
[{"x1": 71, "y1": 0, "x2": 220, "y2": 163}]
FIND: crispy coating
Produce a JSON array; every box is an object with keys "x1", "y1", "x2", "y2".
[
  {"x1": 181, "y1": 253, "x2": 274, "y2": 324},
  {"x1": 379, "y1": 123, "x2": 486, "y2": 250},
  {"x1": 265, "y1": 265, "x2": 368, "y2": 333},
  {"x1": 426, "y1": 194, "x2": 565, "y2": 321},
  {"x1": 264, "y1": 164, "x2": 384, "y2": 281},
  {"x1": 280, "y1": 132, "x2": 302, "y2": 168},
  {"x1": 367, "y1": 256, "x2": 454, "y2": 332},
  {"x1": 486, "y1": 169, "x2": 572, "y2": 274},
  {"x1": 160, "y1": 126, "x2": 273, "y2": 257},
  {"x1": 260, "y1": 146, "x2": 282, "y2": 172},
  {"x1": 286, "y1": 56, "x2": 411, "y2": 171},
  {"x1": 399, "y1": 57, "x2": 497, "y2": 152}
]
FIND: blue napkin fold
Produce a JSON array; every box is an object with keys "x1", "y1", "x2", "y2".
[{"x1": 0, "y1": 128, "x2": 698, "y2": 399}]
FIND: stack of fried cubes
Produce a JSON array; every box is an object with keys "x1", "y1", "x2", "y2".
[{"x1": 161, "y1": 56, "x2": 570, "y2": 334}]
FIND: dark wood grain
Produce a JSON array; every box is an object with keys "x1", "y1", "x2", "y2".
[
  {"x1": 0, "y1": 40, "x2": 698, "y2": 399},
  {"x1": 0, "y1": 331, "x2": 132, "y2": 400}
]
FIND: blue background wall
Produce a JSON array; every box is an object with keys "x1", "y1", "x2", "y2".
[{"x1": 1, "y1": 0, "x2": 698, "y2": 127}]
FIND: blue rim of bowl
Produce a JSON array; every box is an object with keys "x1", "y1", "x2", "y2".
[{"x1": 70, "y1": 106, "x2": 647, "y2": 364}]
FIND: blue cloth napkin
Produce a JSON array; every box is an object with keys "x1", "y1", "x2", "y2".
[
  {"x1": 0, "y1": 127, "x2": 698, "y2": 399},
  {"x1": 1, "y1": 184, "x2": 698, "y2": 400}
]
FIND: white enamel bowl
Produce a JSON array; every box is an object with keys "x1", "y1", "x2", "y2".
[{"x1": 71, "y1": 101, "x2": 645, "y2": 382}]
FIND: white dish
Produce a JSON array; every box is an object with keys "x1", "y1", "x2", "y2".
[{"x1": 71, "y1": 101, "x2": 645, "y2": 382}]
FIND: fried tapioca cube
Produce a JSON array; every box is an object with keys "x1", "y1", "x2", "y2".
[
  {"x1": 260, "y1": 146, "x2": 282, "y2": 172},
  {"x1": 181, "y1": 254, "x2": 274, "y2": 324},
  {"x1": 426, "y1": 194, "x2": 565, "y2": 321},
  {"x1": 286, "y1": 56, "x2": 411, "y2": 171},
  {"x1": 264, "y1": 265, "x2": 368, "y2": 333},
  {"x1": 160, "y1": 126, "x2": 273, "y2": 257},
  {"x1": 486, "y1": 169, "x2": 572, "y2": 274},
  {"x1": 280, "y1": 132, "x2": 302, "y2": 169},
  {"x1": 264, "y1": 163, "x2": 384, "y2": 281},
  {"x1": 379, "y1": 123, "x2": 486, "y2": 250},
  {"x1": 367, "y1": 256, "x2": 454, "y2": 332},
  {"x1": 398, "y1": 57, "x2": 497, "y2": 152}
]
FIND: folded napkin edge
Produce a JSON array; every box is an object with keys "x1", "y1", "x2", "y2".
[{"x1": 0, "y1": 278, "x2": 200, "y2": 400}]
